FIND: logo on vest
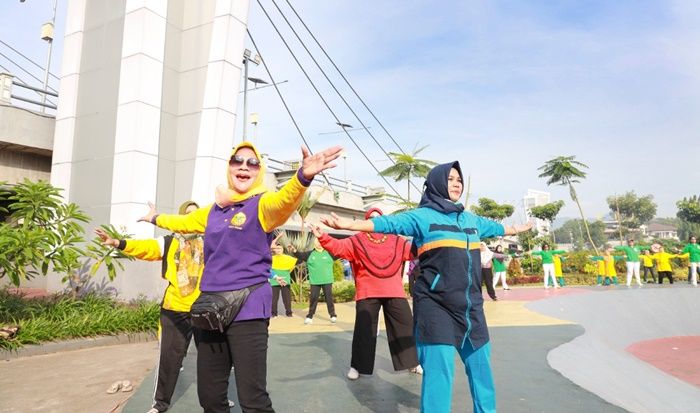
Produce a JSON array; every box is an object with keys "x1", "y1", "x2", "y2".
[{"x1": 229, "y1": 211, "x2": 247, "y2": 229}]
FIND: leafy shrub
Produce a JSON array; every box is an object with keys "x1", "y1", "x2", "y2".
[
  {"x1": 333, "y1": 259, "x2": 344, "y2": 282},
  {"x1": 0, "y1": 289, "x2": 159, "y2": 350},
  {"x1": 507, "y1": 258, "x2": 523, "y2": 277},
  {"x1": 562, "y1": 251, "x2": 595, "y2": 274},
  {"x1": 332, "y1": 280, "x2": 355, "y2": 302},
  {"x1": 290, "y1": 280, "x2": 356, "y2": 303},
  {"x1": 520, "y1": 256, "x2": 543, "y2": 274}
]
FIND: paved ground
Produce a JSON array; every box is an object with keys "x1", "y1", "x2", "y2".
[{"x1": 3, "y1": 284, "x2": 699, "y2": 412}]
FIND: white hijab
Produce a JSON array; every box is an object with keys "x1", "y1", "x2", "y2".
[{"x1": 480, "y1": 242, "x2": 494, "y2": 264}]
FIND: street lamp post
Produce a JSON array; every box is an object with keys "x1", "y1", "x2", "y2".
[
  {"x1": 241, "y1": 49, "x2": 260, "y2": 142},
  {"x1": 40, "y1": 0, "x2": 58, "y2": 113}
]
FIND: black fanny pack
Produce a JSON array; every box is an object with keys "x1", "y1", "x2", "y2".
[{"x1": 190, "y1": 282, "x2": 265, "y2": 332}]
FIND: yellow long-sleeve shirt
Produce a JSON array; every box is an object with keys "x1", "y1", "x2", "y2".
[
  {"x1": 120, "y1": 235, "x2": 204, "y2": 312},
  {"x1": 652, "y1": 252, "x2": 682, "y2": 272}
]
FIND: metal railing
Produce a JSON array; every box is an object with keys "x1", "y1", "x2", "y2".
[
  {"x1": 264, "y1": 155, "x2": 386, "y2": 197},
  {"x1": 0, "y1": 72, "x2": 57, "y2": 111}
]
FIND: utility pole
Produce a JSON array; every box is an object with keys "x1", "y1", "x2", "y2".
[
  {"x1": 241, "y1": 49, "x2": 260, "y2": 142},
  {"x1": 40, "y1": 0, "x2": 58, "y2": 113}
]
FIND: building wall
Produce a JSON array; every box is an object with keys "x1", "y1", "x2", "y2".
[
  {"x1": 0, "y1": 104, "x2": 55, "y2": 184},
  {"x1": 46, "y1": 0, "x2": 251, "y2": 300},
  {"x1": 0, "y1": 149, "x2": 51, "y2": 183},
  {"x1": 523, "y1": 189, "x2": 552, "y2": 236}
]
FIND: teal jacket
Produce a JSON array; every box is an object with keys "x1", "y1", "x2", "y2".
[{"x1": 373, "y1": 207, "x2": 504, "y2": 350}]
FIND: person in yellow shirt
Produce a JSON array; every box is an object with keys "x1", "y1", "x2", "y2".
[
  {"x1": 654, "y1": 245, "x2": 685, "y2": 284},
  {"x1": 591, "y1": 249, "x2": 623, "y2": 286},
  {"x1": 553, "y1": 255, "x2": 567, "y2": 287},
  {"x1": 269, "y1": 234, "x2": 297, "y2": 317},
  {"x1": 97, "y1": 201, "x2": 234, "y2": 413},
  {"x1": 592, "y1": 255, "x2": 606, "y2": 286},
  {"x1": 640, "y1": 250, "x2": 656, "y2": 284}
]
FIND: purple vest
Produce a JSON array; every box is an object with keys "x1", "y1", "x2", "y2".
[{"x1": 201, "y1": 194, "x2": 273, "y2": 320}]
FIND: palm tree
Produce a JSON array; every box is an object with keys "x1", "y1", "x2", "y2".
[
  {"x1": 296, "y1": 187, "x2": 325, "y2": 241},
  {"x1": 538, "y1": 156, "x2": 600, "y2": 254},
  {"x1": 379, "y1": 144, "x2": 437, "y2": 203}
]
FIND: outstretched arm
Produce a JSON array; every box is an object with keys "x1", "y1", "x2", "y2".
[
  {"x1": 503, "y1": 221, "x2": 534, "y2": 236},
  {"x1": 138, "y1": 202, "x2": 210, "y2": 234},
  {"x1": 95, "y1": 228, "x2": 163, "y2": 261},
  {"x1": 311, "y1": 224, "x2": 355, "y2": 260},
  {"x1": 321, "y1": 212, "x2": 375, "y2": 232}
]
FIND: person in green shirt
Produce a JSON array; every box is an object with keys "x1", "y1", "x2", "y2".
[
  {"x1": 491, "y1": 245, "x2": 511, "y2": 291},
  {"x1": 681, "y1": 236, "x2": 700, "y2": 286},
  {"x1": 291, "y1": 238, "x2": 338, "y2": 325},
  {"x1": 530, "y1": 244, "x2": 566, "y2": 289},
  {"x1": 614, "y1": 239, "x2": 649, "y2": 287}
]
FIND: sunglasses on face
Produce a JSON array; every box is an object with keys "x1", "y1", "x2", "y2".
[{"x1": 229, "y1": 155, "x2": 261, "y2": 170}]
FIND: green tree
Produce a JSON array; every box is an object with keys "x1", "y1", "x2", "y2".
[
  {"x1": 606, "y1": 192, "x2": 657, "y2": 230},
  {"x1": 0, "y1": 180, "x2": 89, "y2": 286},
  {"x1": 538, "y1": 156, "x2": 599, "y2": 254},
  {"x1": 677, "y1": 195, "x2": 700, "y2": 223},
  {"x1": 553, "y1": 219, "x2": 606, "y2": 249},
  {"x1": 296, "y1": 187, "x2": 325, "y2": 241},
  {"x1": 529, "y1": 201, "x2": 565, "y2": 224},
  {"x1": 379, "y1": 144, "x2": 437, "y2": 203},
  {"x1": 470, "y1": 198, "x2": 515, "y2": 221},
  {"x1": 517, "y1": 229, "x2": 538, "y2": 252},
  {"x1": 0, "y1": 180, "x2": 130, "y2": 290},
  {"x1": 528, "y1": 200, "x2": 565, "y2": 242}
]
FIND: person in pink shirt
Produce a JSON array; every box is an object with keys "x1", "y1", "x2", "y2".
[{"x1": 311, "y1": 207, "x2": 421, "y2": 380}]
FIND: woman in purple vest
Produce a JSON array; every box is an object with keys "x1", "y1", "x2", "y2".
[{"x1": 139, "y1": 141, "x2": 341, "y2": 413}]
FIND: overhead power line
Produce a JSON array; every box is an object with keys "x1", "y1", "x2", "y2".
[
  {"x1": 269, "y1": 0, "x2": 394, "y2": 165},
  {"x1": 255, "y1": 0, "x2": 402, "y2": 197},
  {"x1": 272, "y1": 0, "x2": 423, "y2": 196},
  {"x1": 0, "y1": 39, "x2": 60, "y2": 81},
  {"x1": 282, "y1": 0, "x2": 407, "y2": 156},
  {"x1": 246, "y1": 28, "x2": 336, "y2": 191}
]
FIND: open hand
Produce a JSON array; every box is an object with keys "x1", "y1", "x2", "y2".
[
  {"x1": 137, "y1": 202, "x2": 158, "y2": 223},
  {"x1": 271, "y1": 232, "x2": 284, "y2": 249},
  {"x1": 309, "y1": 224, "x2": 324, "y2": 239},
  {"x1": 300, "y1": 145, "x2": 343, "y2": 180},
  {"x1": 320, "y1": 212, "x2": 351, "y2": 230},
  {"x1": 94, "y1": 228, "x2": 119, "y2": 248}
]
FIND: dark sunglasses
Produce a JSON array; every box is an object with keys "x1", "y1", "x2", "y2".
[{"x1": 229, "y1": 155, "x2": 261, "y2": 170}]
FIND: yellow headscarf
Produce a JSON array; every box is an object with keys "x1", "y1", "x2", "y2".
[
  {"x1": 178, "y1": 200, "x2": 199, "y2": 215},
  {"x1": 226, "y1": 141, "x2": 269, "y2": 202}
]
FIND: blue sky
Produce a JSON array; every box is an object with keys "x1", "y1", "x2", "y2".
[{"x1": 2, "y1": 1, "x2": 699, "y2": 224}]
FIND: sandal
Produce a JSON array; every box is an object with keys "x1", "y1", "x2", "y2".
[
  {"x1": 121, "y1": 380, "x2": 133, "y2": 392},
  {"x1": 106, "y1": 380, "x2": 122, "y2": 394},
  {"x1": 0, "y1": 326, "x2": 19, "y2": 340}
]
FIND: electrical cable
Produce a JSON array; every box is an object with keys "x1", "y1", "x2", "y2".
[
  {"x1": 246, "y1": 29, "x2": 336, "y2": 191},
  {"x1": 0, "y1": 39, "x2": 60, "y2": 81},
  {"x1": 283, "y1": 0, "x2": 407, "y2": 155},
  {"x1": 277, "y1": 0, "x2": 423, "y2": 196},
  {"x1": 256, "y1": 0, "x2": 402, "y2": 197}
]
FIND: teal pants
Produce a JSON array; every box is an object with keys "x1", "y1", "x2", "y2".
[{"x1": 417, "y1": 341, "x2": 495, "y2": 413}]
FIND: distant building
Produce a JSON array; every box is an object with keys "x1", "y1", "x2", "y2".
[
  {"x1": 641, "y1": 223, "x2": 679, "y2": 240},
  {"x1": 523, "y1": 189, "x2": 551, "y2": 236}
]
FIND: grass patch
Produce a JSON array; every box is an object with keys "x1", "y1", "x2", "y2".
[{"x1": 0, "y1": 289, "x2": 159, "y2": 351}]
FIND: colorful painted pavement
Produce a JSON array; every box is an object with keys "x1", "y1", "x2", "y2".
[{"x1": 120, "y1": 284, "x2": 699, "y2": 412}]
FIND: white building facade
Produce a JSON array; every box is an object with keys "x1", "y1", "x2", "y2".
[{"x1": 523, "y1": 189, "x2": 551, "y2": 237}]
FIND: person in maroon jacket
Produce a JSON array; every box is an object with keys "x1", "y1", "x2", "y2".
[{"x1": 311, "y1": 207, "x2": 422, "y2": 380}]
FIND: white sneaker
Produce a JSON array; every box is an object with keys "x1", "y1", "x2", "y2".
[
  {"x1": 304, "y1": 317, "x2": 313, "y2": 325},
  {"x1": 347, "y1": 367, "x2": 359, "y2": 380},
  {"x1": 330, "y1": 316, "x2": 337, "y2": 323},
  {"x1": 228, "y1": 399, "x2": 235, "y2": 407},
  {"x1": 410, "y1": 365, "x2": 423, "y2": 375}
]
